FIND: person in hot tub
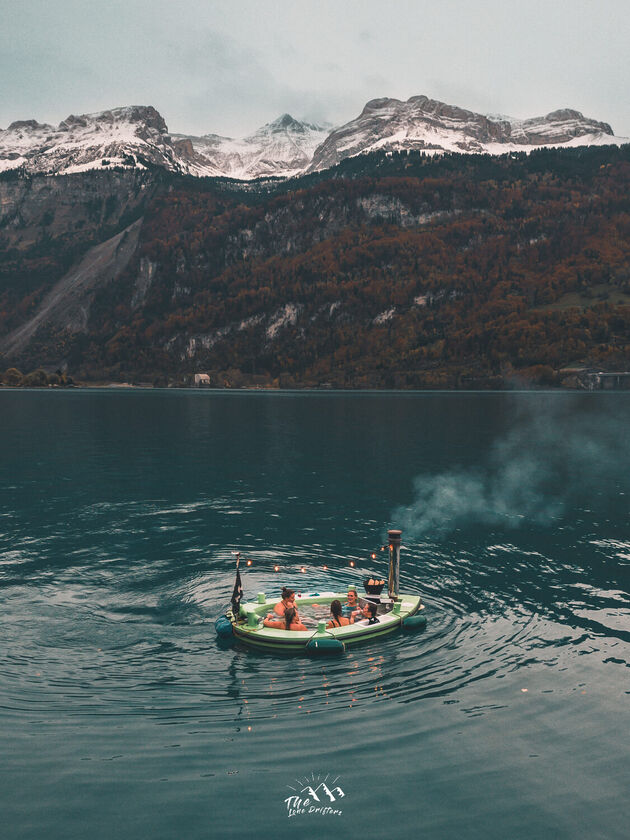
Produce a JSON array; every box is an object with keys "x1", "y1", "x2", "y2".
[
  {"x1": 326, "y1": 600, "x2": 350, "y2": 629},
  {"x1": 342, "y1": 588, "x2": 359, "y2": 619},
  {"x1": 272, "y1": 587, "x2": 296, "y2": 616},
  {"x1": 350, "y1": 602, "x2": 379, "y2": 624},
  {"x1": 267, "y1": 587, "x2": 306, "y2": 626},
  {"x1": 263, "y1": 606, "x2": 307, "y2": 631}
]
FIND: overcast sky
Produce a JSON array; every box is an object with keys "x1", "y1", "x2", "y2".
[{"x1": 2, "y1": 0, "x2": 629, "y2": 137}]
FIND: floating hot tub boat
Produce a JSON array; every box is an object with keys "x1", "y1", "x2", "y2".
[{"x1": 215, "y1": 530, "x2": 426, "y2": 654}]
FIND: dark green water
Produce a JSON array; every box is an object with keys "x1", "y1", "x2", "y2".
[{"x1": 1, "y1": 390, "x2": 628, "y2": 840}]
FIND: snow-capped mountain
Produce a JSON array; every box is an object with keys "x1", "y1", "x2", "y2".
[
  {"x1": 0, "y1": 107, "x2": 330, "y2": 180},
  {"x1": 0, "y1": 106, "x2": 197, "y2": 175},
  {"x1": 307, "y1": 95, "x2": 622, "y2": 172},
  {"x1": 0, "y1": 96, "x2": 625, "y2": 181},
  {"x1": 503, "y1": 108, "x2": 615, "y2": 145},
  {"x1": 173, "y1": 114, "x2": 331, "y2": 179}
]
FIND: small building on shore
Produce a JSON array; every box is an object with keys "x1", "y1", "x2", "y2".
[{"x1": 194, "y1": 373, "x2": 211, "y2": 387}]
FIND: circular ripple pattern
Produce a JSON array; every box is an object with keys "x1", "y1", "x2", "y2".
[
  {"x1": 2, "y1": 512, "x2": 628, "y2": 728},
  {"x1": 2, "y1": 391, "x2": 630, "y2": 840}
]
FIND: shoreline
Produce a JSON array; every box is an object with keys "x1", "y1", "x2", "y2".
[{"x1": 2, "y1": 383, "x2": 628, "y2": 395}]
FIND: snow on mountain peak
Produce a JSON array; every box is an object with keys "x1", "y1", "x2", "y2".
[
  {"x1": 176, "y1": 114, "x2": 331, "y2": 180},
  {"x1": 7, "y1": 119, "x2": 53, "y2": 132},
  {"x1": 0, "y1": 96, "x2": 625, "y2": 181},
  {"x1": 0, "y1": 105, "x2": 178, "y2": 175},
  {"x1": 308, "y1": 95, "x2": 624, "y2": 173},
  {"x1": 268, "y1": 113, "x2": 304, "y2": 131}
]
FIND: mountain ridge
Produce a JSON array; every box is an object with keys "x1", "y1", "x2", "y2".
[
  {"x1": 307, "y1": 96, "x2": 618, "y2": 172},
  {"x1": 171, "y1": 113, "x2": 331, "y2": 179},
  {"x1": 1, "y1": 95, "x2": 625, "y2": 181}
]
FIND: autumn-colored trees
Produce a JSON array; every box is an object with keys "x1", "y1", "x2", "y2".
[{"x1": 3, "y1": 144, "x2": 630, "y2": 385}]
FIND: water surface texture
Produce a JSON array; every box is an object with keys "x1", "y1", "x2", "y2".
[{"x1": 1, "y1": 391, "x2": 629, "y2": 839}]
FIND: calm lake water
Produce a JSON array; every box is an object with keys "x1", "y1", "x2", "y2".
[{"x1": 1, "y1": 390, "x2": 629, "y2": 840}]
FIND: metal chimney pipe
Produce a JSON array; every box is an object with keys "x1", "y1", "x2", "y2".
[{"x1": 388, "y1": 529, "x2": 402, "y2": 598}]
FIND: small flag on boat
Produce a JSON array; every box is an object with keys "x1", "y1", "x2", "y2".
[{"x1": 231, "y1": 554, "x2": 244, "y2": 616}]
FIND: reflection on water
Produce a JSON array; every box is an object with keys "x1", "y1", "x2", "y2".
[{"x1": 0, "y1": 391, "x2": 629, "y2": 839}]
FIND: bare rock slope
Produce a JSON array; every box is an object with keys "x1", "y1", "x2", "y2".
[{"x1": 0, "y1": 218, "x2": 143, "y2": 357}]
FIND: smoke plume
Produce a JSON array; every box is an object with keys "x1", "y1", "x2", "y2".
[{"x1": 393, "y1": 396, "x2": 630, "y2": 538}]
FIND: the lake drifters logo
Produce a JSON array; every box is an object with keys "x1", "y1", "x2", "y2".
[{"x1": 284, "y1": 773, "x2": 346, "y2": 818}]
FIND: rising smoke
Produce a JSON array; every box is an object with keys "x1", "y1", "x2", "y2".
[{"x1": 393, "y1": 396, "x2": 630, "y2": 538}]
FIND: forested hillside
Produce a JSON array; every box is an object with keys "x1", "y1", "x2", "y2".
[{"x1": 1, "y1": 145, "x2": 630, "y2": 387}]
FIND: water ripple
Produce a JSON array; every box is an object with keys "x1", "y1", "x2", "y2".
[{"x1": 2, "y1": 532, "x2": 628, "y2": 725}]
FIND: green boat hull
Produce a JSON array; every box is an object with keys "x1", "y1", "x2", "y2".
[{"x1": 228, "y1": 591, "x2": 425, "y2": 653}]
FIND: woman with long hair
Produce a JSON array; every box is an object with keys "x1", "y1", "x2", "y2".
[
  {"x1": 273, "y1": 587, "x2": 296, "y2": 616},
  {"x1": 263, "y1": 605, "x2": 307, "y2": 631},
  {"x1": 326, "y1": 599, "x2": 350, "y2": 629},
  {"x1": 351, "y1": 601, "x2": 379, "y2": 624}
]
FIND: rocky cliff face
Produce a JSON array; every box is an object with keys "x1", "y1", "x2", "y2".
[
  {"x1": 2, "y1": 96, "x2": 623, "y2": 182},
  {"x1": 0, "y1": 107, "x2": 330, "y2": 181},
  {"x1": 0, "y1": 106, "x2": 186, "y2": 176},
  {"x1": 308, "y1": 95, "x2": 621, "y2": 172},
  {"x1": 0, "y1": 169, "x2": 160, "y2": 356},
  {"x1": 2, "y1": 142, "x2": 630, "y2": 385},
  {"x1": 0, "y1": 169, "x2": 157, "y2": 251},
  {"x1": 507, "y1": 109, "x2": 614, "y2": 144},
  {"x1": 0, "y1": 218, "x2": 143, "y2": 357},
  {"x1": 173, "y1": 114, "x2": 331, "y2": 179}
]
